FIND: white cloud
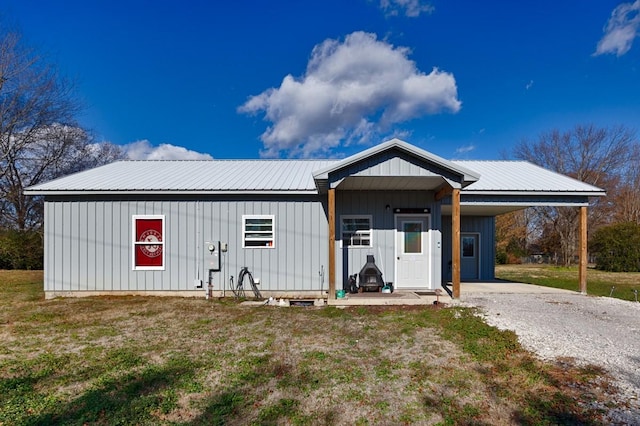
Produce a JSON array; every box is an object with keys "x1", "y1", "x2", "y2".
[
  {"x1": 239, "y1": 31, "x2": 460, "y2": 158},
  {"x1": 122, "y1": 140, "x2": 213, "y2": 160},
  {"x1": 379, "y1": 0, "x2": 434, "y2": 17},
  {"x1": 594, "y1": 0, "x2": 640, "y2": 56},
  {"x1": 455, "y1": 144, "x2": 476, "y2": 155},
  {"x1": 525, "y1": 80, "x2": 534, "y2": 90}
]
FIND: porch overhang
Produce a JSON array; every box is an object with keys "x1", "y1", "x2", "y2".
[
  {"x1": 331, "y1": 175, "x2": 456, "y2": 191},
  {"x1": 313, "y1": 138, "x2": 480, "y2": 193},
  {"x1": 441, "y1": 192, "x2": 598, "y2": 216},
  {"x1": 323, "y1": 139, "x2": 479, "y2": 302}
]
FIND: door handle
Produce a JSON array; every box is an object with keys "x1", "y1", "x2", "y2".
[{"x1": 397, "y1": 257, "x2": 400, "y2": 260}]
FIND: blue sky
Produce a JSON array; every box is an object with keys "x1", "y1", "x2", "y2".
[{"x1": 4, "y1": 0, "x2": 640, "y2": 160}]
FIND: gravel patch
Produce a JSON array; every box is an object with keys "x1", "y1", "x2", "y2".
[{"x1": 460, "y1": 292, "x2": 640, "y2": 425}]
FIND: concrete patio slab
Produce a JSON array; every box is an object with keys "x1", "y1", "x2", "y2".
[
  {"x1": 460, "y1": 281, "x2": 578, "y2": 296},
  {"x1": 326, "y1": 281, "x2": 578, "y2": 306},
  {"x1": 328, "y1": 290, "x2": 440, "y2": 306}
]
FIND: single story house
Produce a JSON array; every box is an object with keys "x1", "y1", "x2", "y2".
[{"x1": 25, "y1": 139, "x2": 605, "y2": 300}]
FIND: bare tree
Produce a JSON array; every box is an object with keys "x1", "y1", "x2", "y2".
[
  {"x1": 0, "y1": 25, "x2": 123, "y2": 231},
  {"x1": 495, "y1": 210, "x2": 534, "y2": 262},
  {"x1": 1, "y1": 125, "x2": 124, "y2": 230},
  {"x1": 613, "y1": 144, "x2": 640, "y2": 224},
  {"x1": 0, "y1": 28, "x2": 78, "y2": 166},
  {"x1": 513, "y1": 124, "x2": 638, "y2": 265}
]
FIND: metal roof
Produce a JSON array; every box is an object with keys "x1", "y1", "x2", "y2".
[
  {"x1": 24, "y1": 151, "x2": 605, "y2": 197},
  {"x1": 454, "y1": 161, "x2": 605, "y2": 195},
  {"x1": 25, "y1": 160, "x2": 337, "y2": 195}
]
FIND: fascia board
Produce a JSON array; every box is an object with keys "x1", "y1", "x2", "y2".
[
  {"x1": 24, "y1": 190, "x2": 319, "y2": 196},
  {"x1": 463, "y1": 190, "x2": 606, "y2": 197}
]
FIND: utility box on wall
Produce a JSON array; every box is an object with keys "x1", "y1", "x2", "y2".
[{"x1": 206, "y1": 241, "x2": 221, "y2": 271}]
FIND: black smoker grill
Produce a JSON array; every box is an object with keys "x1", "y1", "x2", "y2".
[{"x1": 358, "y1": 255, "x2": 384, "y2": 292}]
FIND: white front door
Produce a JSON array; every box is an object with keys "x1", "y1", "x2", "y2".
[{"x1": 395, "y1": 215, "x2": 429, "y2": 289}]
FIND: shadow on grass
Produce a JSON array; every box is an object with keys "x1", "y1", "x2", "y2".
[
  {"x1": 1, "y1": 344, "x2": 310, "y2": 426},
  {"x1": 188, "y1": 392, "x2": 313, "y2": 426},
  {"x1": 23, "y1": 362, "x2": 191, "y2": 425},
  {"x1": 488, "y1": 358, "x2": 605, "y2": 425},
  {"x1": 423, "y1": 394, "x2": 491, "y2": 425},
  {"x1": 421, "y1": 363, "x2": 603, "y2": 426},
  {"x1": 186, "y1": 390, "x2": 246, "y2": 425},
  {"x1": 511, "y1": 392, "x2": 600, "y2": 426},
  {"x1": 3, "y1": 354, "x2": 303, "y2": 426},
  {"x1": 184, "y1": 356, "x2": 313, "y2": 425}
]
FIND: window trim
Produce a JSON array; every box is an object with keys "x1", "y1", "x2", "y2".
[
  {"x1": 132, "y1": 214, "x2": 166, "y2": 271},
  {"x1": 462, "y1": 235, "x2": 476, "y2": 258},
  {"x1": 242, "y1": 214, "x2": 275, "y2": 249},
  {"x1": 340, "y1": 215, "x2": 373, "y2": 248}
]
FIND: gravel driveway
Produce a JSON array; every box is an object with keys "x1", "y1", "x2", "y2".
[{"x1": 460, "y1": 290, "x2": 640, "y2": 424}]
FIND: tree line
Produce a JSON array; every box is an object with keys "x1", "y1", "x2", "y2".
[
  {"x1": 496, "y1": 124, "x2": 640, "y2": 272},
  {"x1": 0, "y1": 24, "x2": 122, "y2": 268}
]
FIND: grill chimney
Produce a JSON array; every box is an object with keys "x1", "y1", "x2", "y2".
[{"x1": 358, "y1": 255, "x2": 384, "y2": 292}]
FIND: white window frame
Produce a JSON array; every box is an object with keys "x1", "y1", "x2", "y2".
[
  {"x1": 340, "y1": 215, "x2": 372, "y2": 248},
  {"x1": 132, "y1": 214, "x2": 166, "y2": 271},
  {"x1": 242, "y1": 215, "x2": 275, "y2": 248}
]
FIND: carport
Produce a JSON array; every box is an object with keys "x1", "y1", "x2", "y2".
[{"x1": 318, "y1": 141, "x2": 605, "y2": 301}]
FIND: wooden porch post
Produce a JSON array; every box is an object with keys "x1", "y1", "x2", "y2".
[
  {"x1": 328, "y1": 188, "x2": 336, "y2": 300},
  {"x1": 452, "y1": 188, "x2": 461, "y2": 298},
  {"x1": 579, "y1": 206, "x2": 588, "y2": 294}
]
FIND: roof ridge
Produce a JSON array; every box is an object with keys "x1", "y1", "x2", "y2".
[
  {"x1": 452, "y1": 159, "x2": 525, "y2": 162},
  {"x1": 120, "y1": 158, "x2": 336, "y2": 162}
]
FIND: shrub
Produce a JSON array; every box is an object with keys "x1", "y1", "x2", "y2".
[
  {"x1": 590, "y1": 222, "x2": 640, "y2": 272},
  {"x1": 0, "y1": 230, "x2": 44, "y2": 270}
]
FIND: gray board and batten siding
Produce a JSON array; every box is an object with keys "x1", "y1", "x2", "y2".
[
  {"x1": 43, "y1": 191, "x2": 446, "y2": 297},
  {"x1": 335, "y1": 190, "x2": 442, "y2": 285},
  {"x1": 441, "y1": 215, "x2": 496, "y2": 281},
  {"x1": 45, "y1": 195, "x2": 329, "y2": 296}
]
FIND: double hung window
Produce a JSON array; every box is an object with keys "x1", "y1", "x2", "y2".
[{"x1": 132, "y1": 215, "x2": 165, "y2": 270}]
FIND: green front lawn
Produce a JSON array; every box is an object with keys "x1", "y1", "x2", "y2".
[{"x1": 0, "y1": 270, "x2": 621, "y2": 425}]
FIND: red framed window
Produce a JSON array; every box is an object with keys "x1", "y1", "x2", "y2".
[{"x1": 132, "y1": 215, "x2": 165, "y2": 270}]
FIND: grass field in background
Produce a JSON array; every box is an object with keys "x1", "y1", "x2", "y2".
[
  {"x1": 496, "y1": 264, "x2": 640, "y2": 302},
  {"x1": 0, "y1": 270, "x2": 624, "y2": 425}
]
